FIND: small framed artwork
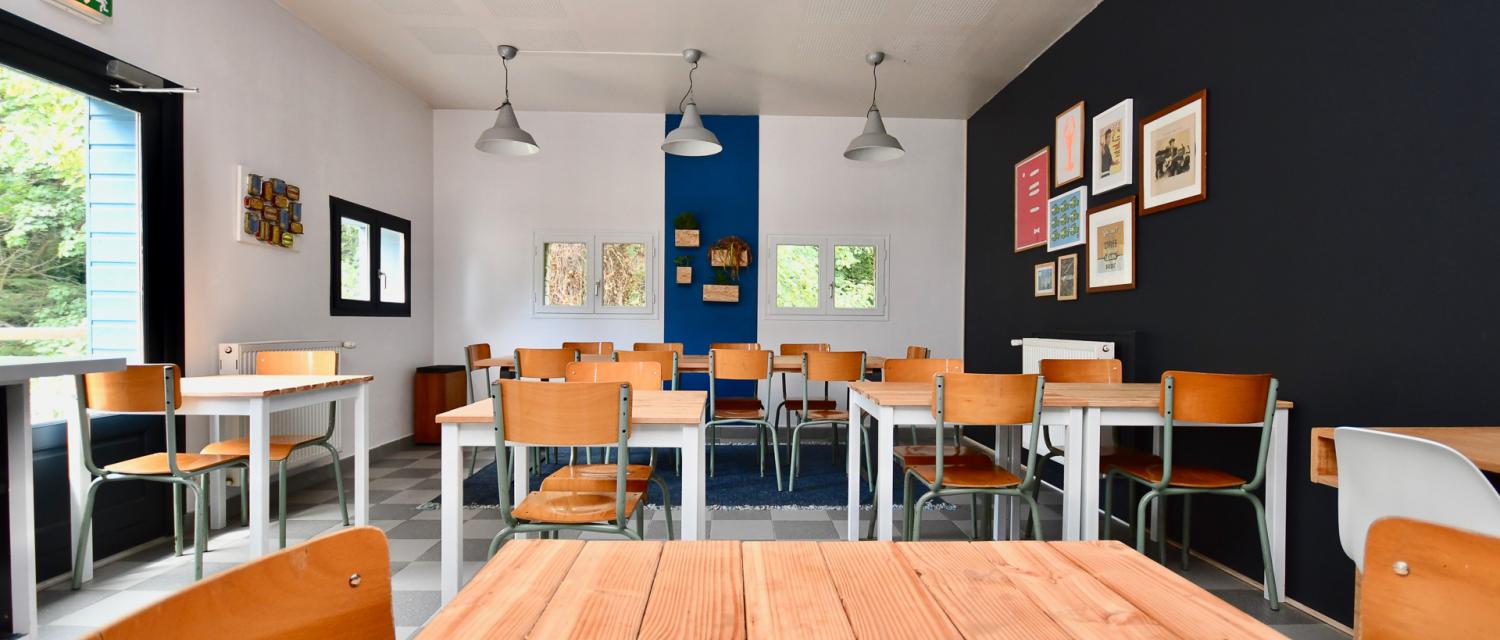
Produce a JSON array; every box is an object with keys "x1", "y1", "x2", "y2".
[
  {"x1": 1014, "y1": 147, "x2": 1049, "y2": 252},
  {"x1": 1057, "y1": 253, "x2": 1079, "y2": 301},
  {"x1": 1086, "y1": 196, "x2": 1136, "y2": 293},
  {"x1": 1054, "y1": 101, "x2": 1085, "y2": 187},
  {"x1": 1091, "y1": 98, "x2": 1133, "y2": 195},
  {"x1": 1140, "y1": 90, "x2": 1206, "y2": 215},
  {"x1": 1047, "y1": 185, "x2": 1087, "y2": 252},
  {"x1": 1034, "y1": 261, "x2": 1056, "y2": 297}
]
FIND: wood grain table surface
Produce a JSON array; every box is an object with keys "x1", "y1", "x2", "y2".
[
  {"x1": 1310, "y1": 426, "x2": 1500, "y2": 486},
  {"x1": 475, "y1": 354, "x2": 887, "y2": 374}
]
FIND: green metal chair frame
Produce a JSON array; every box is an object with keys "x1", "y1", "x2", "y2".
[
  {"x1": 462, "y1": 344, "x2": 492, "y2": 475},
  {"x1": 706, "y1": 350, "x2": 784, "y2": 491},
  {"x1": 608, "y1": 350, "x2": 679, "y2": 470},
  {"x1": 513, "y1": 347, "x2": 583, "y2": 468},
  {"x1": 486, "y1": 380, "x2": 643, "y2": 555},
  {"x1": 71, "y1": 365, "x2": 244, "y2": 589},
  {"x1": 1101, "y1": 373, "x2": 1281, "y2": 610},
  {"x1": 788, "y1": 352, "x2": 872, "y2": 491},
  {"x1": 904, "y1": 373, "x2": 1046, "y2": 542}
]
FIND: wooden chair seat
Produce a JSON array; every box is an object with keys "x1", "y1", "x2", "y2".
[
  {"x1": 907, "y1": 463, "x2": 1022, "y2": 489},
  {"x1": 714, "y1": 397, "x2": 765, "y2": 420},
  {"x1": 512, "y1": 491, "x2": 644, "y2": 524},
  {"x1": 1109, "y1": 459, "x2": 1245, "y2": 489},
  {"x1": 200, "y1": 434, "x2": 323, "y2": 462},
  {"x1": 105, "y1": 452, "x2": 245, "y2": 475},
  {"x1": 793, "y1": 408, "x2": 847, "y2": 421},
  {"x1": 892, "y1": 445, "x2": 991, "y2": 466},
  {"x1": 540, "y1": 464, "x2": 655, "y2": 493}
]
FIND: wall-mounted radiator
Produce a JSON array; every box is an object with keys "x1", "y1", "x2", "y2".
[
  {"x1": 1011, "y1": 337, "x2": 1116, "y2": 458},
  {"x1": 217, "y1": 339, "x2": 356, "y2": 470}
]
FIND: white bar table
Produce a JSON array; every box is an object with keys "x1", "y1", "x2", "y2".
[
  {"x1": 435, "y1": 389, "x2": 707, "y2": 604},
  {"x1": 0, "y1": 355, "x2": 124, "y2": 636}
]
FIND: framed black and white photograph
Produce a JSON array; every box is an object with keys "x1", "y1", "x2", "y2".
[
  {"x1": 1140, "y1": 90, "x2": 1206, "y2": 215},
  {"x1": 1034, "y1": 261, "x2": 1056, "y2": 297},
  {"x1": 1091, "y1": 98, "x2": 1133, "y2": 195}
]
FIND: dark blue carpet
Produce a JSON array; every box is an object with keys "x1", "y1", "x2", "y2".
[{"x1": 420, "y1": 444, "x2": 947, "y2": 510}]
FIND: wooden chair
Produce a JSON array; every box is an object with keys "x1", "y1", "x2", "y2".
[
  {"x1": 486, "y1": 379, "x2": 645, "y2": 555},
  {"x1": 773, "y1": 343, "x2": 832, "y2": 431},
  {"x1": 513, "y1": 348, "x2": 579, "y2": 380},
  {"x1": 562, "y1": 341, "x2": 614, "y2": 356},
  {"x1": 632, "y1": 342, "x2": 684, "y2": 354},
  {"x1": 615, "y1": 350, "x2": 679, "y2": 390},
  {"x1": 84, "y1": 526, "x2": 394, "y2": 639},
  {"x1": 788, "y1": 351, "x2": 869, "y2": 491},
  {"x1": 199, "y1": 350, "x2": 349, "y2": 549},
  {"x1": 707, "y1": 349, "x2": 783, "y2": 490},
  {"x1": 565, "y1": 361, "x2": 661, "y2": 390},
  {"x1": 1358, "y1": 517, "x2": 1500, "y2": 640},
  {"x1": 905, "y1": 345, "x2": 931, "y2": 359},
  {"x1": 884, "y1": 358, "x2": 973, "y2": 463},
  {"x1": 709, "y1": 342, "x2": 760, "y2": 350},
  {"x1": 1034, "y1": 359, "x2": 1153, "y2": 517},
  {"x1": 905, "y1": 372, "x2": 1046, "y2": 542},
  {"x1": 71, "y1": 365, "x2": 247, "y2": 589},
  {"x1": 1102, "y1": 371, "x2": 1282, "y2": 610}
]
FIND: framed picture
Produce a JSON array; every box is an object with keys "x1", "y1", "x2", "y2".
[
  {"x1": 1086, "y1": 196, "x2": 1136, "y2": 293},
  {"x1": 1014, "y1": 147, "x2": 1049, "y2": 252},
  {"x1": 1047, "y1": 185, "x2": 1087, "y2": 252},
  {"x1": 1140, "y1": 90, "x2": 1206, "y2": 215},
  {"x1": 1034, "y1": 261, "x2": 1056, "y2": 297},
  {"x1": 1091, "y1": 98, "x2": 1133, "y2": 195},
  {"x1": 1057, "y1": 253, "x2": 1079, "y2": 301},
  {"x1": 1054, "y1": 101, "x2": 1085, "y2": 187}
]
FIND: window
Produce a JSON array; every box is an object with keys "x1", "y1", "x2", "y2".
[
  {"x1": 765, "y1": 235, "x2": 887, "y2": 318},
  {"x1": 330, "y1": 197, "x2": 410, "y2": 316},
  {"x1": 534, "y1": 232, "x2": 655, "y2": 316}
]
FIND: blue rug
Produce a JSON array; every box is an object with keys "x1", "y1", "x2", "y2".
[{"x1": 418, "y1": 444, "x2": 949, "y2": 511}]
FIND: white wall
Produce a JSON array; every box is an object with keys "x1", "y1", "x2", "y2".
[
  {"x1": 4, "y1": 0, "x2": 435, "y2": 450},
  {"x1": 431, "y1": 110, "x2": 665, "y2": 364}
]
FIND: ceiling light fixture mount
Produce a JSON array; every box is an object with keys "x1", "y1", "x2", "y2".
[
  {"x1": 662, "y1": 48, "x2": 723, "y2": 157},
  {"x1": 844, "y1": 50, "x2": 904, "y2": 162},
  {"x1": 475, "y1": 44, "x2": 540, "y2": 157}
]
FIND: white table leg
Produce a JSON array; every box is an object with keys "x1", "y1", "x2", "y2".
[
  {"x1": 440, "y1": 421, "x2": 462, "y2": 604},
  {"x1": 1267, "y1": 409, "x2": 1289, "y2": 603},
  {"x1": 247, "y1": 398, "x2": 270, "y2": 558},
  {"x1": 845, "y1": 399, "x2": 863, "y2": 540},
  {"x1": 695, "y1": 435, "x2": 707, "y2": 538},
  {"x1": 208, "y1": 415, "x2": 226, "y2": 530},
  {"x1": 1060, "y1": 408, "x2": 1085, "y2": 540},
  {"x1": 66, "y1": 380, "x2": 91, "y2": 585},
  {"x1": 512, "y1": 444, "x2": 530, "y2": 539},
  {"x1": 679, "y1": 425, "x2": 704, "y2": 540},
  {"x1": 354, "y1": 384, "x2": 370, "y2": 526},
  {"x1": 1080, "y1": 407, "x2": 1102, "y2": 540},
  {"x1": 876, "y1": 405, "x2": 895, "y2": 541},
  {"x1": 7, "y1": 382, "x2": 37, "y2": 635}
]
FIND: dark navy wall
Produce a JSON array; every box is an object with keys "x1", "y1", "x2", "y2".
[{"x1": 664, "y1": 115, "x2": 759, "y2": 392}]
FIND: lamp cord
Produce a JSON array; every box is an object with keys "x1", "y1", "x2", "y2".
[
  {"x1": 868, "y1": 62, "x2": 878, "y2": 115},
  {"x1": 678, "y1": 60, "x2": 698, "y2": 113},
  {"x1": 502, "y1": 56, "x2": 511, "y2": 105}
]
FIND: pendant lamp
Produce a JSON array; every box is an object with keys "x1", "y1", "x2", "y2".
[
  {"x1": 475, "y1": 45, "x2": 540, "y2": 156},
  {"x1": 662, "y1": 48, "x2": 722, "y2": 157},
  {"x1": 844, "y1": 51, "x2": 904, "y2": 162}
]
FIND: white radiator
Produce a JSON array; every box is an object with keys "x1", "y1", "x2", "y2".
[
  {"x1": 217, "y1": 339, "x2": 356, "y2": 470},
  {"x1": 1011, "y1": 337, "x2": 1116, "y2": 458}
]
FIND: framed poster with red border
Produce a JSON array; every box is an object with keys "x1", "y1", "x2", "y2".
[{"x1": 1014, "y1": 147, "x2": 1049, "y2": 252}]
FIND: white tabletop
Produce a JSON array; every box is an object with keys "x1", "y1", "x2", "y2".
[{"x1": 0, "y1": 356, "x2": 125, "y2": 384}]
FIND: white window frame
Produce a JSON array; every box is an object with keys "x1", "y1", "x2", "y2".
[
  {"x1": 532, "y1": 231, "x2": 658, "y2": 318},
  {"x1": 763, "y1": 234, "x2": 888, "y2": 320}
]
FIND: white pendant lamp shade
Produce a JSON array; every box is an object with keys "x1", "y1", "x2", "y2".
[
  {"x1": 844, "y1": 107, "x2": 904, "y2": 161},
  {"x1": 662, "y1": 101, "x2": 722, "y2": 157},
  {"x1": 475, "y1": 101, "x2": 539, "y2": 156}
]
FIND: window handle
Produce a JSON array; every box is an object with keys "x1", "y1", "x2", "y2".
[
  {"x1": 596, "y1": 281, "x2": 602, "y2": 298},
  {"x1": 828, "y1": 282, "x2": 835, "y2": 300}
]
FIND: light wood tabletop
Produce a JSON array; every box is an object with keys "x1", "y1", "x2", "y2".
[
  {"x1": 436, "y1": 389, "x2": 707, "y2": 426},
  {"x1": 179, "y1": 374, "x2": 374, "y2": 398},
  {"x1": 1310, "y1": 426, "x2": 1500, "y2": 487},
  {"x1": 417, "y1": 539, "x2": 1279, "y2": 640},
  {"x1": 849, "y1": 381, "x2": 1295, "y2": 410},
  {"x1": 474, "y1": 354, "x2": 887, "y2": 374}
]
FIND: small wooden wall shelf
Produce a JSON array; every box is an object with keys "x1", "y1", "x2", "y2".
[
  {"x1": 674, "y1": 229, "x2": 700, "y2": 248},
  {"x1": 676, "y1": 266, "x2": 692, "y2": 284},
  {"x1": 703, "y1": 284, "x2": 739, "y2": 303}
]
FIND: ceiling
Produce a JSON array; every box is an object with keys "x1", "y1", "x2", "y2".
[{"x1": 274, "y1": 0, "x2": 1099, "y2": 119}]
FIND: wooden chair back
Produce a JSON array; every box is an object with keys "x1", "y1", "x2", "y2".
[
  {"x1": 632, "y1": 342, "x2": 684, "y2": 354},
  {"x1": 1161, "y1": 371, "x2": 1274, "y2": 424},
  {"x1": 905, "y1": 345, "x2": 931, "y2": 359},
  {"x1": 83, "y1": 364, "x2": 181, "y2": 412},
  {"x1": 779, "y1": 343, "x2": 830, "y2": 356},
  {"x1": 1359, "y1": 517, "x2": 1500, "y2": 639},
  {"x1": 84, "y1": 526, "x2": 395, "y2": 639},
  {"x1": 805, "y1": 351, "x2": 866, "y2": 382},
  {"x1": 883, "y1": 358, "x2": 964, "y2": 383},
  {"x1": 935, "y1": 372, "x2": 1041, "y2": 426},
  {"x1": 514, "y1": 348, "x2": 579, "y2": 380},
  {"x1": 562, "y1": 341, "x2": 614, "y2": 356},
  {"x1": 1039, "y1": 358, "x2": 1122, "y2": 383},
  {"x1": 464, "y1": 343, "x2": 492, "y2": 369},
  {"x1": 255, "y1": 350, "x2": 339, "y2": 376},
  {"x1": 710, "y1": 349, "x2": 773, "y2": 381},
  {"x1": 709, "y1": 342, "x2": 760, "y2": 351},
  {"x1": 565, "y1": 361, "x2": 662, "y2": 392},
  {"x1": 495, "y1": 379, "x2": 630, "y2": 446},
  {"x1": 614, "y1": 350, "x2": 677, "y2": 386}
]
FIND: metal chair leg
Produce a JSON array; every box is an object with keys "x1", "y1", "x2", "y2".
[
  {"x1": 70, "y1": 479, "x2": 105, "y2": 590},
  {"x1": 1248, "y1": 493, "x2": 1281, "y2": 611},
  {"x1": 1135, "y1": 490, "x2": 1158, "y2": 554},
  {"x1": 636, "y1": 504, "x2": 646, "y2": 539},
  {"x1": 468, "y1": 447, "x2": 479, "y2": 476},
  {"x1": 1181, "y1": 494, "x2": 1192, "y2": 569},
  {"x1": 278, "y1": 460, "x2": 288, "y2": 549},
  {"x1": 652, "y1": 476, "x2": 676, "y2": 540},
  {"x1": 193, "y1": 476, "x2": 208, "y2": 580},
  {"x1": 909, "y1": 493, "x2": 935, "y2": 541},
  {"x1": 789, "y1": 423, "x2": 803, "y2": 491},
  {"x1": 487, "y1": 528, "x2": 518, "y2": 558},
  {"x1": 239, "y1": 466, "x2": 248, "y2": 526},
  {"x1": 1102, "y1": 471, "x2": 1117, "y2": 541},
  {"x1": 320, "y1": 442, "x2": 350, "y2": 526},
  {"x1": 1021, "y1": 491, "x2": 1044, "y2": 541},
  {"x1": 766, "y1": 424, "x2": 784, "y2": 491},
  {"x1": 1156, "y1": 496, "x2": 1168, "y2": 564},
  {"x1": 172, "y1": 482, "x2": 184, "y2": 556}
]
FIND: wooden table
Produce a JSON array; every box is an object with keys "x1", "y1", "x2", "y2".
[
  {"x1": 1310, "y1": 426, "x2": 1500, "y2": 486},
  {"x1": 434, "y1": 389, "x2": 707, "y2": 604},
  {"x1": 846, "y1": 381, "x2": 1294, "y2": 603},
  {"x1": 475, "y1": 353, "x2": 887, "y2": 374},
  {"x1": 418, "y1": 539, "x2": 1280, "y2": 639}
]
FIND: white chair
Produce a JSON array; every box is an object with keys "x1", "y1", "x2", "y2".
[{"x1": 1335, "y1": 427, "x2": 1500, "y2": 571}]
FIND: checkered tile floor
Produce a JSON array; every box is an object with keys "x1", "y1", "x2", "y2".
[{"x1": 32, "y1": 443, "x2": 1346, "y2": 639}]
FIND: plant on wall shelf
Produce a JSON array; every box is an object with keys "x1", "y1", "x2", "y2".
[
  {"x1": 673, "y1": 211, "x2": 701, "y2": 247},
  {"x1": 674, "y1": 255, "x2": 693, "y2": 284},
  {"x1": 711, "y1": 265, "x2": 732, "y2": 284},
  {"x1": 673, "y1": 211, "x2": 700, "y2": 230},
  {"x1": 703, "y1": 266, "x2": 740, "y2": 302},
  {"x1": 708, "y1": 235, "x2": 751, "y2": 281}
]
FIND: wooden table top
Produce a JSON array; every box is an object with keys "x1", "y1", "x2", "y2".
[
  {"x1": 436, "y1": 389, "x2": 707, "y2": 426},
  {"x1": 850, "y1": 381, "x2": 1294, "y2": 410},
  {"x1": 1310, "y1": 426, "x2": 1500, "y2": 487},
  {"x1": 417, "y1": 539, "x2": 1279, "y2": 640},
  {"x1": 475, "y1": 354, "x2": 887, "y2": 373},
  {"x1": 179, "y1": 374, "x2": 374, "y2": 398}
]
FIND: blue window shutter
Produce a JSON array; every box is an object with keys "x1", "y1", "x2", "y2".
[{"x1": 85, "y1": 98, "x2": 142, "y2": 360}]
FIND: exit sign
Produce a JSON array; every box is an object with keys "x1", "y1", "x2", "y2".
[{"x1": 43, "y1": 0, "x2": 112, "y2": 24}]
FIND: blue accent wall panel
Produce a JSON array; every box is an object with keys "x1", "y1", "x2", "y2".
[{"x1": 663, "y1": 114, "x2": 758, "y2": 392}]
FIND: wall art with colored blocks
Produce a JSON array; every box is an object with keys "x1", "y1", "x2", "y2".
[{"x1": 237, "y1": 165, "x2": 305, "y2": 250}]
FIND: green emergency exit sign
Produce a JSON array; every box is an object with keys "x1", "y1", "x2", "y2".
[{"x1": 44, "y1": 0, "x2": 112, "y2": 24}]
